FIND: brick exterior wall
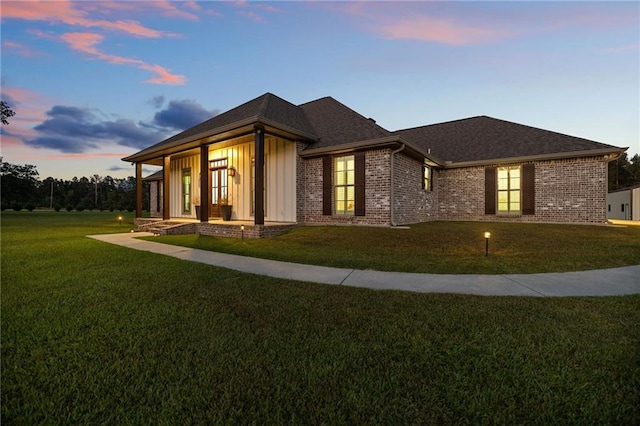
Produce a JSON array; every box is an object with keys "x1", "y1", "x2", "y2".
[
  {"x1": 196, "y1": 223, "x2": 297, "y2": 238},
  {"x1": 148, "y1": 181, "x2": 162, "y2": 218},
  {"x1": 300, "y1": 149, "x2": 392, "y2": 226},
  {"x1": 295, "y1": 141, "x2": 308, "y2": 224},
  {"x1": 437, "y1": 166, "x2": 486, "y2": 221},
  {"x1": 393, "y1": 152, "x2": 438, "y2": 225},
  {"x1": 437, "y1": 156, "x2": 609, "y2": 223},
  {"x1": 533, "y1": 157, "x2": 608, "y2": 223}
]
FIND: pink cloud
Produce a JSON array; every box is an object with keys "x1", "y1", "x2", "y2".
[
  {"x1": 2, "y1": 40, "x2": 40, "y2": 57},
  {"x1": 150, "y1": 0, "x2": 200, "y2": 20},
  {"x1": 141, "y1": 64, "x2": 187, "y2": 86},
  {"x1": 1, "y1": 0, "x2": 170, "y2": 38},
  {"x1": 377, "y1": 15, "x2": 510, "y2": 45},
  {"x1": 59, "y1": 32, "x2": 186, "y2": 85},
  {"x1": 0, "y1": 86, "x2": 52, "y2": 147},
  {"x1": 602, "y1": 42, "x2": 640, "y2": 53},
  {"x1": 238, "y1": 11, "x2": 265, "y2": 23}
]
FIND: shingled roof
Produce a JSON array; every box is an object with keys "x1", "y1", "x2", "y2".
[
  {"x1": 299, "y1": 97, "x2": 393, "y2": 148},
  {"x1": 124, "y1": 93, "x2": 316, "y2": 162},
  {"x1": 396, "y1": 116, "x2": 622, "y2": 164},
  {"x1": 126, "y1": 93, "x2": 624, "y2": 166}
]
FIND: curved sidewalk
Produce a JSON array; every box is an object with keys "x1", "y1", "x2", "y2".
[{"x1": 88, "y1": 232, "x2": 640, "y2": 297}]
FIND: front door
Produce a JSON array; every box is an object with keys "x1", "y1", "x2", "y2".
[{"x1": 210, "y1": 159, "x2": 228, "y2": 218}]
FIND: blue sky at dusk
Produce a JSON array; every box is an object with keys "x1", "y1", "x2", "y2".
[{"x1": 1, "y1": 0, "x2": 638, "y2": 180}]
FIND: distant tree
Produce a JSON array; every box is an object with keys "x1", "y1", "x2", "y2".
[
  {"x1": 1, "y1": 100, "x2": 16, "y2": 125},
  {"x1": 91, "y1": 174, "x2": 103, "y2": 207},
  {"x1": 628, "y1": 154, "x2": 640, "y2": 186},
  {"x1": 1, "y1": 161, "x2": 40, "y2": 208}
]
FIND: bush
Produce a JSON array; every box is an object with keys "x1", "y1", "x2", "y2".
[
  {"x1": 12, "y1": 204, "x2": 23, "y2": 211},
  {"x1": 54, "y1": 205, "x2": 62, "y2": 212},
  {"x1": 66, "y1": 205, "x2": 74, "y2": 212},
  {"x1": 76, "y1": 205, "x2": 85, "y2": 212},
  {"x1": 25, "y1": 203, "x2": 36, "y2": 211}
]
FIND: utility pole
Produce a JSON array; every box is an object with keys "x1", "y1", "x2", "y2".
[{"x1": 50, "y1": 180, "x2": 54, "y2": 209}]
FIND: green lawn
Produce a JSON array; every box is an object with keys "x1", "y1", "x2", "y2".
[
  {"x1": 145, "y1": 220, "x2": 640, "y2": 274},
  {"x1": 2, "y1": 211, "x2": 639, "y2": 424}
]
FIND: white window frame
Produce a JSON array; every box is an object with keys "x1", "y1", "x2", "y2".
[
  {"x1": 334, "y1": 155, "x2": 355, "y2": 215},
  {"x1": 497, "y1": 166, "x2": 521, "y2": 215}
]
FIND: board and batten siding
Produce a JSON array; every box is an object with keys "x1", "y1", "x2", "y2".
[
  {"x1": 209, "y1": 136, "x2": 297, "y2": 222},
  {"x1": 169, "y1": 155, "x2": 200, "y2": 218}
]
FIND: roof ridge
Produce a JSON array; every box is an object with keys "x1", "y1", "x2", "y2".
[{"x1": 395, "y1": 116, "x2": 485, "y2": 132}]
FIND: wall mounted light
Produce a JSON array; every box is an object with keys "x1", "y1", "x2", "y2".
[
  {"x1": 484, "y1": 232, "x2": 491, "y2": 257},
  {"x1": 228, "y1": 166, "x2": 236, "y2": 177}
]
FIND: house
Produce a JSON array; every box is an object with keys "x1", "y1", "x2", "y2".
[
  {"x1": 123, "y1": 93, "x2": 626, "y2": 237},
  {"x1": 607, "y1": 184, "x2": 640, "y2": 221}
]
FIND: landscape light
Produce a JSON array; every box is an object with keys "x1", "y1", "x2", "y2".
[
  {"x1": 118, "y1": 216, "x2": 122, "y2": 225},
  {"x1": 241, "y1": 224, "x2": 245, "y2": 240},
  {"x1": 484, "y1": 232, "x2": 491, "y2": 257}
]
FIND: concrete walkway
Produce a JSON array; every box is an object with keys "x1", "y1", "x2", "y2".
[{"x1": 88, "y1": 232, "x2": 640, "y2": 297}]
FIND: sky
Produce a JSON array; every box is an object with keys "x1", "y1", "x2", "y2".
[{"x1": 1, "y1": 0, "x2": 638, "y2": 180}]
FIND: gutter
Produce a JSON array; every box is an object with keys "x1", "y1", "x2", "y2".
[
  {"x1": 390, "y1": 143, "x2": 406, "y2": 227},
  {"x1": 442, "y1": 147, "x2": 628, "y2": 169}
]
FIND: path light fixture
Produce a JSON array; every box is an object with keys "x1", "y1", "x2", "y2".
[
  {"x1": 118, "y1": 216, "x2": 122, "y2": 225},
  {"x1": 484, "y1": 231, "x2": 491, "y2": 257},
  {"x1": 241, "y1": 224, "x2": 245, "y2": 240}
]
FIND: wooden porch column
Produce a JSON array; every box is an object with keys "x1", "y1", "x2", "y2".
[
  {"x1": 135, "y1": 163, "x2": 143, "y2": 218},
  {"x1": 199, "y1": 145, "x2": 209, "y2": 222},
  {"x1": 254, "y1": 125, "x2": 265, "y2": 225},
  {"x1": 163, "y1": 155, "x2": 170, "y2": 220}
]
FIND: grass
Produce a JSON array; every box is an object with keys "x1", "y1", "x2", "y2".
[
  {"x1": 2, "y1": 211, "x2": 639, "y2": 424},
  {"x1": 144, "y1": 221, "x2": 640, "y2": 274}
]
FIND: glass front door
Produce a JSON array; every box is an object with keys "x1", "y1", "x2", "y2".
[{"x1": 210, "y1": 159, "x2": 228, "y2": 217}]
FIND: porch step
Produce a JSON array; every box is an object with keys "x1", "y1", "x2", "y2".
[{"x1": 143, "y1": 221, "x2": 196, "y2": 235}]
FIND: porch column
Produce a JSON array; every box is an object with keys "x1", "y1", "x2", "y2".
[
  {"x1": 163, "y1": 155, "x2": 170, "y2": 220},
  {"x1": 199, "y1": 145, "x2": 209, "y2": 222},
  {"x1": 254, "y1": 125, "x2": 265, "y2": 225},
  {"x1": 135, "y1": 163, "x2": 143, "y2": 218}
]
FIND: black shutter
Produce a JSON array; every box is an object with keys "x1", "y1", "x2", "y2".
[
  {"x1": 485, "y1": 167, "x2": 496, "y2": 215},
  {"x1": 355, "y1": 152, "x2": 366, "y2": 216},
  {"x1": 322, "y1": 156, "x2": 332, "y2": 215},
  {"x1": 522, "y1": 163, "x2": 535, "y2": 215}
]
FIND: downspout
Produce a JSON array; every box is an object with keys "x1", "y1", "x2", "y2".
[{"x1": 390, "y1": 143, "x2": 406, "y2": 226}]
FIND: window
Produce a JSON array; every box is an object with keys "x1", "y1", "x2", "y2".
[
  {"x1": 182, "y1": 168, "x2": 191, "y2": 213},
  {"x1": 497, "y1": 166, "x2": 521, "y2": 214},
  {"x1": 621, "y1": 204, "x2": 625, "y2": 212},
  {"x1": 334, "y1": 155, "x2": 355, "y2": 215},
  {"x1": 423, "y1": 165, "x2": 432, "y2": 191}
]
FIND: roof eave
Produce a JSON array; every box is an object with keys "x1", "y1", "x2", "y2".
[
  {"x1": 123, "y1": 116, "x2": 318, "y2": 164},
  {"x1": 442, "y1": 147, "x2": 628, "y2": 169},
  {"x1": 300, "y1": 136, "x2": 444, "y2": 166}
]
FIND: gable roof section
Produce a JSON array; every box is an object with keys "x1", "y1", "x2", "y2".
[
  {"x1": 396, "y1": 116, "x2": 623, "y2": 165},
  {"x1": 124, "y1": 93, "x2": 316, "y2": 162},
  {"x1": 299, "y1": 97, "x2": 393, "y2": 149}
]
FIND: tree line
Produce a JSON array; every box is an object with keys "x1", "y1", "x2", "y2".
[
  {"x1": 1, "y1": 161, "x2": 150, "y2": 212},
  {"x1": 608, "y1": 153, "x2": 640, "y2": 191}
]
